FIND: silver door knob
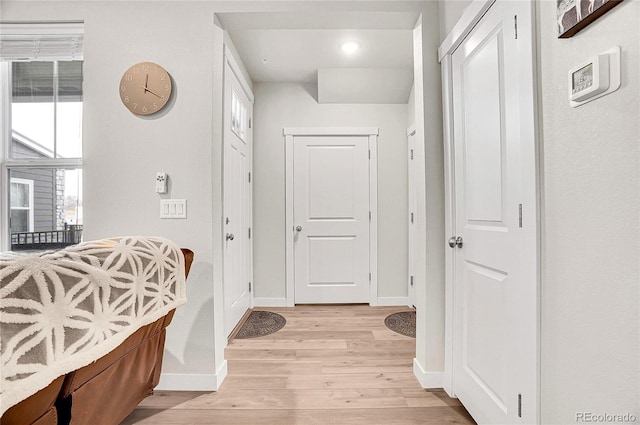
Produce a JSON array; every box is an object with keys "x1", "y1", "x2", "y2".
[
  {"x1": 296, "y1": 225, "x2": 303, "y2": 232},
  {"x1": 448, "y1": 236, "x2": 463, "y2": 248},
  {"x1": 226, "y1": 233, "x2": 234, "y2": 241}
]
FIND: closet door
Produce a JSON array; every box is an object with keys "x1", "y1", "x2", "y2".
[{"x1": 449, "y1": 0, "x2": 538, "y2": 423}]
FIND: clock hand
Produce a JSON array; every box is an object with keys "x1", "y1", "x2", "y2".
[
  {"x1": 139, "y1": 85, "x2": 165, "y2": 100},
  {"x1": 143, "y1": 74, "x2": 149, "y2": 92}
]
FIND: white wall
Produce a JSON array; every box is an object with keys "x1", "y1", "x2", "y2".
[
  {"x1": 252, "y1": 82, "x2": 409, "y2": 304},
  {"x1": 438, "y1": 0, "x2": 640, "y2": 422},
  {"x1": 2, "y1": 0, "x2": 228, "y2": 387},
  {"x1": 438, "y1": 0, "x2": 472, "y2": 42},
  {"x1": 411, "y1": 7, "x2": 447, "y2": 386},
  {"x1": 537, "y1": 0, "x2": 640, "y2": 422}
]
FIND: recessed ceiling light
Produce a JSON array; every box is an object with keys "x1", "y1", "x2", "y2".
[{"x1": 340, "y1": 41, "x2": 360, "y2": 54}]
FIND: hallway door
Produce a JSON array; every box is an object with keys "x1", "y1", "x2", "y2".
[
  {"x1": 223, "y1": 56, "x2": 253, "y2": 337},
  {"x1": 449, "y1": 0, "x2": 538, "y2": 423},
  {"x1": 291, "y1": 133, "x2": 372, "y2": 304}
]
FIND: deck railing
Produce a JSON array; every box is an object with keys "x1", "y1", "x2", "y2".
[{"x1": 11, "y1": 225, "x2": 83, "y2": 251}]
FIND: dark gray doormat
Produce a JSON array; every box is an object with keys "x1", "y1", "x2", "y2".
[
  {"x1": 235, "y1": 310, "x2": 287, "y2": 339},
  {"x1": 384, "y1": 311, "x2": 416, "y2": 338}
]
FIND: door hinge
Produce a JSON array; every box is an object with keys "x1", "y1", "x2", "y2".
[
  {"x1": 249, "y1": 281, "x2": 252, "y2": 292},
  {"x1": 249, "y1": 118, "x2": 252, "y2": 128},
  {"x1": 518, "y1": 204, "x2": 523, "y2": 228},
  {"x1": 369, "y1": 211, "x2": 372, "y2": 221},
  {"x1": 368, "y1": 149, "x2": 371, "y2": 159},
  {"x1": 248, "y1": 172, "x2": 251, "y2": 183},
  {"x1": 410, "y1": 212, "x2": 414, "y2": 224},
  {"x1": 514, "y1": 15, "x2": 518, "y2": 39},
  {"x1": 410, "y1": 149, "x2": 414, "y2": 160},
  {"x1": 410, "y1": 276, "x2": 414, "y2": 286},
  {"x1": 248, "y1": 227, "x2": 251, "y2": 239},
  {"x1": 517, "y1": 393, "x2": 522, "y2": 418},
  {"x1": 369, "y1": 273, "x2": 372, "y2": 282}
]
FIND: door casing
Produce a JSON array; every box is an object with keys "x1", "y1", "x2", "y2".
[
  {"x1": 284, "y1": 127, "x2": 378, "y2": 307},
  {"x1": 407, "y1": 126, "x2": 417, "y2": 308}
]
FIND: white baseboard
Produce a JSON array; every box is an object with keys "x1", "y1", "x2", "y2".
[
  {"x1": 377, "y1": 296, "x2": 410, "y2": 307},
  {"x1": 413, "y1": 358, "x2": 443, "y2": 388},
  {"x1": 254, "y1": 297, "x2": 409, "y2": 307},
  {"x1": 253, "y1": 297, "x2": 288, "y2": 307},
  {"x1": 157, "y1": 360, "x2": 227, "y2": 391}
]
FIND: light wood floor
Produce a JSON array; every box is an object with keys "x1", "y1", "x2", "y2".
[{"x1": 122, "y1": 305, "x2": 475, "y2": 424}]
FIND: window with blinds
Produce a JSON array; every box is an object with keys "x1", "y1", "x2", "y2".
[
  {"x1": 0, "y1": 23, "x2": 83, "y2": 61},
  {"x1": 1, "y1": 23, "x2": 85, "y2": 251}
]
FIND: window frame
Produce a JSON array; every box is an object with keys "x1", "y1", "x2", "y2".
[
  {"x1": 231, "y1": 88, "x2": 247, "y2": 142},
  {"x1": 9, "y1": 177, "x2": 34, "y2": 232},
  {"x1": 1, "y1": 59, "x2": 83, "y2": 251}
]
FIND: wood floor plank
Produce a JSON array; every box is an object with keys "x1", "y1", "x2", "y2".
[
  {"x1": 371, "y1": 329, "x2": 415, "y2": 340},
  {"x1": 224, "y1": 348, "x2": 297, "y2": 360},
  {"x1": 346, "y1": 339, "x2": 419, "y2": 350},
  {"x1": 218, "y1": 375, "x2": 289, "y2": 390},
  {"x1": 124, "y1": 305, "x2": 475, "y2": 425},
  {"x1": 122, "y1": 409, "x2": 290, "y2": 424},
  {"x1": 253, "y1": 330, "x2": 376, "y2": 340},
  {"x1": 228, "y1": 338, "x2": 348, "y2": 350},
  {"x1": 286, "y1": 407, "x2": 476, "y2": 425},
  {"x1": 285, "y1": 372, "x2": 421, "y2": 390},
  {"x1": 132, "y1": 391, "x2": 211, "y2": 409},
  {"x1": 137, "y1": 388, "x2": 411, "y2": 410},
  {"x1": 320, "y1": 358, "x2": 413, "y2": 374},
  {"x1": 122, "y1": 407, "x2": 475, "y2": 425},
  {"x1": 294, "y1": 348, "x2": 415, "y2": 360},
  {"x1": 227, "y1": 359, "x2": 323, "y2": 375}
]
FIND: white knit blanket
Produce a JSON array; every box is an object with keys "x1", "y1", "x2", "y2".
[{"x1": 0, "y1": 236, "x2": 187, "y2": 415}]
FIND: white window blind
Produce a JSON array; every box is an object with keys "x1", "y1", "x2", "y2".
[{"x1": 0, "y1": 23, "x2": 84, "y2": 61}]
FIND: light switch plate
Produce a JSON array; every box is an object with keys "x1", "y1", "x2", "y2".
[{"x1": 160, "y1": 199, "x2": 187, "y2": 219}]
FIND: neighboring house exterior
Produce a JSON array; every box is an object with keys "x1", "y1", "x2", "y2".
[
  {"x1": 10, "y1": 132, "x2": 64, "y2": 233},
  {"x1": 9, "y1": 132, "x2": 80, "y2": 250}
]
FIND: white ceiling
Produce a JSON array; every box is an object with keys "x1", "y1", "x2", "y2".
[{"x1": 219, "y1": 11, "x2": 417, "y2": 104}]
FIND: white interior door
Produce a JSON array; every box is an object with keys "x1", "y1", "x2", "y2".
[
  {"x1": 223, "y1": 58, "x2": 253, "y2": 337},
  {"x1": 407, "y1": 128, "x2": 417, "y2": 307},
  {"x1": 293, "y1": 135, "x2": 370, "y2": 304},
  {"x1": 450, "y1": 1, "x2": 537, "y2": 423}
]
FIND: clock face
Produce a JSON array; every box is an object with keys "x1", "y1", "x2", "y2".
[{"x1": 119, "y1": 62, "x2": 172, "y2": 115}]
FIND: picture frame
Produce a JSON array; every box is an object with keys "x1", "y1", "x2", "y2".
[{"x1": 557, "y1": 0, "x2": 624, "y2": 38}]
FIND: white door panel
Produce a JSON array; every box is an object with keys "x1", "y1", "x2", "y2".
[
  {"x1": 294, "y1": 136, "x2": 370, "y2": 304},
  {"x1": 450, "y1": 1, "x2": 536, "y2": 423},
  {"x1": 223, "y1": 59, "x2": 253, "y2": 337},
  {"x1": 462, "y1": 261, "x2": 508, "y2": 410},
  {"x1": 307, "y1": 147, "x2": 357, "y2": 218},
  {"x1": 461, "y1": 30, "x2": 507, "y2": 224}
]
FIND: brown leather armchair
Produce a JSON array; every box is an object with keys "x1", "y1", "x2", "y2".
[{"x1": 1, "y1": 248, "x2": 194, "y2": 425}]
